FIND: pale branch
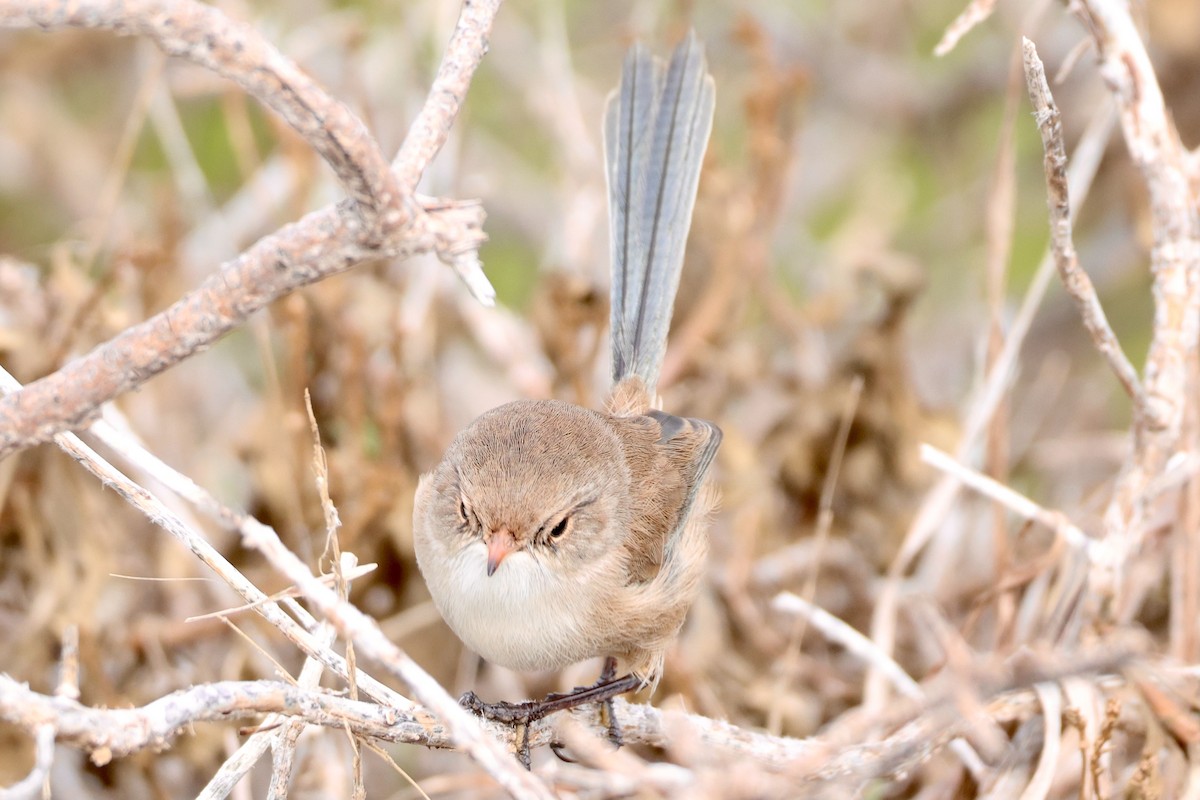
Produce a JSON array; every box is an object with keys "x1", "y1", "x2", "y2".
[
  {"x1": 775, "y1": 593, "x2": 930, "y2": 706},
  {"x1": 393, "y1": 0, "x2": 501, "y2": 193},
  {"x1": 1021, "y1": 39, "x2": 1145, "y2": 411},
  {"x1": 0, "y1": 674, "x2": 818, "y2": 773},
  {"x1": 933, "y1": 0, "x2": 998, "y2": 57},
  {"x1": 920, "y1": 443, "x2": 1096, "y2": 558},
  {"x1": 0, "y1": 0, "x2": 499, "y2": 460},
  {"x1": 1070, "y1": 0, "x2": 1200, "y2": 616},
  {"x1": 0, "y1": 201, "x2": 480, "y2": 460},
  {"x1": 0, "y1": 678, "x2": 425, "y2": 760}
]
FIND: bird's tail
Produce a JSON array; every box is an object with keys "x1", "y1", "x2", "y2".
[{"x1": 604, "y1": 31, "x2": 715, "y2": 398}]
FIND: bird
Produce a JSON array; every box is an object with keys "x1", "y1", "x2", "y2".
[{"x1": 412, "y1": 30, "x2": 720, "y2": 759}]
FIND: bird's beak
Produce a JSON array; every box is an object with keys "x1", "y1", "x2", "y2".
[{"x1": 485, "y1": 528, "x2": 516, "y2": 577}]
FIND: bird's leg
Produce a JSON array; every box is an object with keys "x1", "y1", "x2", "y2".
[
  {"x1": 594, "y1": 657, "x2": 624, "y2": 746},
  {"x1": 459, "y1": 658, "x2": 640, "y2": 766}
]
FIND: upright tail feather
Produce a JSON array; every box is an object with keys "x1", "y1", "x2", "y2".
[{"x1": 604, "y1": 31, "x2": 715, "y2": 397}]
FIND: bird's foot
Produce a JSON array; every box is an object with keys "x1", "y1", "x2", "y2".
[{"x1": 460, "y1": 658, "x2": 640, "y2": 768}]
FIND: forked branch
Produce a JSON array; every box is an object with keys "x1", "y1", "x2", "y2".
[{"x1": 0, "y1": 0, "x2": 498, "y2": 460}]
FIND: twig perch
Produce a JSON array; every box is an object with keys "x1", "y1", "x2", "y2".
[{"x1": 0, "y1": 675, "x2": 821, "y2": 768}]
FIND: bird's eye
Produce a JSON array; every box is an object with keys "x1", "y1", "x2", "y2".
[
  {"x1": 458, "y1": 497, "x2": 470, "y2": 525},
  {"x1": 548, "y1": 515, "x2": 570, "y2": 540}
]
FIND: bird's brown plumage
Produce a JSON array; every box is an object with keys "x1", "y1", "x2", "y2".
[{"x1": 412, "y1": 32, "x2": 719, "y2": 689}]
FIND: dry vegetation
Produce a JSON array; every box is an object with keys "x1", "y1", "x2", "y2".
[{"x1": 1, "y1": 0, "x2": 1200, "y2": 797}]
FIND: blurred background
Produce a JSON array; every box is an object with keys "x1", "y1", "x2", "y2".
[{"x1": 2, "y1": 0, "x2": 1199, "y2": 796}]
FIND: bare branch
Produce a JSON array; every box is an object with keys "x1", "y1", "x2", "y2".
[
  {"x1": 0, "y1": 677, "x2": 422, "y2": 760},
  {"x1": 921, "y1": 443, "x2": 1096, "y2": 558},
  {"x1": 393, "y1": 0, "x2": 502, "y2": 193},
  {"x1": 389, "y1": 0, "x2": 503, "y2": 303},
  {"x1": 1021, "y1": 39, "x2": 1145, "y2": 412},
  {"x1": 0, "y1": 0, "x2": 498, "y2": 460},
  {"x1": 0, "y1": 673, "x2": 823, "y2": 777},
  {"x1": 933, "y1": 0, "x2": 998, "y2": 57}
]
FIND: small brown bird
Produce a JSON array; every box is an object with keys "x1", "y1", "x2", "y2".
[{"x1": 413, "y1": 31, "x2": 720, "y2": 739}]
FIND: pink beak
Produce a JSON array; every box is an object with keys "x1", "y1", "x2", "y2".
[{"x1": 486, "y1": 528, "x2": 516, "y2": 576}]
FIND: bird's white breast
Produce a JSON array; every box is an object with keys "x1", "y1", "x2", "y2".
[{"x1": 426, "y1": 541, "x2": 597, "y2": 672}]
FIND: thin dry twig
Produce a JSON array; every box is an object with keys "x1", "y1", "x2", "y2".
[
  {"x1": 773, "y1": 592, "x2": 925, "y2": 706},
  {"x1": 1021, "y1": 39, "x2": 1144, "y2": 412},
  {"x1": 921, "y1": 443, "x2": 1095, "y2": 558},
  {"x1": 982, "y1": 39, "x2": 1022, "y2": 631},
  {"x1": 934, "y1": 0, "x2": 999, "y2": 57},
  {"x1": 2, "y1": 367, "x2": 547, "y2": 796},
  {"x1": 274, "y1": 397, "x2": 357, "y2": 798}
]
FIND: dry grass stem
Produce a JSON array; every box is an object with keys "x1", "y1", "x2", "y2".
[{"x1": 921, "y1": 443, "x2": 1094, "y2": 557}]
